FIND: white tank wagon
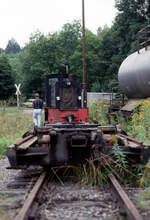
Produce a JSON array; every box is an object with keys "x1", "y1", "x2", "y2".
[{"x1": 118, "y1": 25, "x2": 150, "y2": 99}]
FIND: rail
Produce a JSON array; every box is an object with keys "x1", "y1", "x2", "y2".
[
  {"x1": 14, "y1": 170, "x2": 144, "y2": 219},
  {"x1": 108, "y1": 173, "x2": 143, "y2": 220},
  {"x1": 15, "y1": 171, "x2": 47, "y2": 220}
]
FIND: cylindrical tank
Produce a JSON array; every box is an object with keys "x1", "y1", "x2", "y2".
[{"x1": 118, "y1": 46, "x2": 150, "y2": 98}]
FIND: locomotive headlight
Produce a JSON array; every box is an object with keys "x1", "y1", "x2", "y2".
[
  {"x1": 78, "y1": 96, "x2": 81, "y2": 100},
  {"x1": 66, "y1": 78, "x2": 71, "y2": 86},
  {"x1": 66, "y1": 81, "x2": 71, "y2": 86},
  {"x1": 56, "y1": 96, "x2": 60, "y2": 100}
]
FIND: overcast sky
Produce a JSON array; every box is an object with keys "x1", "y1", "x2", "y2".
[{"x1": 0, "y1": 0, "x2": 117, "y2": 49}]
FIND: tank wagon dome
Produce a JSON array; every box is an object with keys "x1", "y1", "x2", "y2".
[{"x1": 118, "y1": 45, "x2": 150, "y2": 98}]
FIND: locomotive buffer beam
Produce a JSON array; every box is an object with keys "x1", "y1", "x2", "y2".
[{"x1": 7, "y1": 135, "x2": 50, "y2": 168}]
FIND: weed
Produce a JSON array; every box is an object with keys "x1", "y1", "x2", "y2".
[
  {"x1": 0, "y1": 107, "x2": 32, "y2": 157},
  {"x1": 139, "y1": 158, "x2": 150, "y2": 187},
  {"x1": 136, "y1": 187, "x2": 150, "y2": 211},
  {"x1": 127, "y1": 98, "x2": 150, "y2": 143},
  {"x1": 112, "y1": 143, "x2": 128, "y2": 170},
  {"x1": 88, "y1": 98, "x2": 110, "y2": 125},
  {"x1": 47, "y1": 153, "x2": 140, "y2": 186}
]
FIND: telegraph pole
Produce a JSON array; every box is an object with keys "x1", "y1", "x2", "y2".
[{"x1": 82, "y1": 0, "x2": 87, "y2": 107}]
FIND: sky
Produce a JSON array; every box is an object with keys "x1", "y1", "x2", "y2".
[{"x1": 0, "y1": 0, "x2": 117, "y2": 49}]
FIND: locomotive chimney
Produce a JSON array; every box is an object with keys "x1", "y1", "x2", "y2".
[{"x1": 82, "y1": 0, "x2": 87, "y2": 108}]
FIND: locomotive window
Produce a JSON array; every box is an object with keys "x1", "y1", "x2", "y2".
[
  {"x1": 49, "y1": 78, "x2": 58, "y2": 85},
  {"x1": 60, "y1": 86, "x2": 78, "y2": 109}
]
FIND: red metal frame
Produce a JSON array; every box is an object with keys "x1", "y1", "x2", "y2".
[{"x1": 45, "y1": 108, "x2": 89, "y2": 123}]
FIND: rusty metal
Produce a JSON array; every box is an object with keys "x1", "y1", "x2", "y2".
[
  {"x1": 6, "y1": 166, "x2": 27, "y2": 170},
  {"x1": 98, "y1": 126, "x2": 117, "y2": 133},
  {"x1": 15, "y1": 171, "x2": 47, "y2": 220},
  {"x1": 119, "y1": 133, "x2": 143, "y2": 145},
  {"x1": 15, "y1": 135, "x2": 34, "y2": 148},
  {"x1": 82, "y1": 0, "x2": 87, "y2": 108},
  {"x1": 17, "y1": 136, "x2": 38, "y2": 150},
  {"x1": 38, "y1": 135, "x2": 50, "y2": 145},
  {"x1": 28, "y1": 187, "x2": 44, "y2": 219},
  {"x1": 71, "y1": 135, "x2": 88, "y2": 147},
  {"x1": 109, "y1": 173, "x2": 143, "y2": 220}
]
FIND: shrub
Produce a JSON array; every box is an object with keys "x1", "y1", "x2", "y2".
[
  {"x1": 88, "y1": 98, "x2": 110, "y2": 125},
  {"x1": 127, "y1": 98, "x2": 150, "y2": 143}
]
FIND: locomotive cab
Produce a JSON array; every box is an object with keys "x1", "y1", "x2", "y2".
[{"x1": 45, "y1": 74, "x2": 89, "y2": 123}]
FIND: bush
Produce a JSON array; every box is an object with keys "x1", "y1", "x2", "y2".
[
  {"x1": 127, "y1": 98, "x2": 150, "y2": 143},
  {"x1": 88, "y1": 98, "x2": 110, "y2": 125}
]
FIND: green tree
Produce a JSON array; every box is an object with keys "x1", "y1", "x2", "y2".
[
  {"x1": 0, "y1": 48, "x2": 4, "y2": 54},
  {"x1": 93, "y1": 0, "x2": 150, "y2": 93},
  {"x1": 70, "y1": 29, "x2": 103, "y2": 91},
  {"x1": 95, "y1": 26, "x2": 118, "y2": 91},
  {"x1": 113, "y1": 0, "x2": 150, "y2": 57},
  {"x1": 21, "y1": 21, "x2": 82, "y2": 97},
  {"x1": 5, "y1": 38, "x2": 21, "y2": 54},
  {"x1": 0, "y1": 54, "x2": 15, "y2": 99},
  {"x1": 9, "y1": 52, "x2": 24, "y2": 84},
  {"x1": 57, "y1": 20, "x2": 82, "y2": 69},
  {"x1": 21, "y1": 31, "x2": 60, "y2": 97}
]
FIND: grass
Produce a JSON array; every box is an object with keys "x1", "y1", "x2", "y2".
[
  {"x1": 0, "y1": 107, "x2": 33, "y2": 158},
  {"x1": 136, "y1": 187, "x2": 150, "y2": 211},
  {"x1": 0, "y1": 106, "x2": 22, "y2": 114},
  {"x1": 47, "y1": 152, "x2": 141, "y2": 187}
]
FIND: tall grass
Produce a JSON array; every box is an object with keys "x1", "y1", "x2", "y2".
[
  {"x1": 48, "y1": 153, "x2": 141, "y2": 186},
  {"x1": 0, "y1": 106, "x2": 32, "y2": 158}
]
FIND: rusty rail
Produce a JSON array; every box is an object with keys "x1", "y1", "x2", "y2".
[
  {"x1": 119, "y1": 133, "x2": 143, "y2": 145},
  {"x1": 15, "y1": 171, "x2": 47, "y2": 220},
  {"x1": 108, "y1": 173, "x2": 143, "y2": 220}
]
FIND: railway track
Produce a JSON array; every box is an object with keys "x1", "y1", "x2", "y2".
[
  {"x1": 15, "y1": 171, "x2": 48, "y2": 220},
  {"x1": 0, "y1": 158, "x2": 44, "y2": 220},
  {"x1": 13, "y1": 170, "x2": 144, "y2": 220},
  {"x1": 109, "y1": 174, "x2": 143, "y2": 220}
]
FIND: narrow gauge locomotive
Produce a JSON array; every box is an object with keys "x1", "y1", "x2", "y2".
[
  {"x1": 7, "y1": 73, "x2": 150, "y2": 168},
  {"x1": 7, "y1": 73, "x2": 106, "y2": 167}
]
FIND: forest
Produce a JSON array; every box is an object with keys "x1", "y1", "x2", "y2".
[{"x1": 0, "y1": 0, "x2": 150, "y2": 100}]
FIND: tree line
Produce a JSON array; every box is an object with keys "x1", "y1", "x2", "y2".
[{"x1": 0, "y1": 0, "x2": 150, "y2": 100}]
